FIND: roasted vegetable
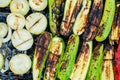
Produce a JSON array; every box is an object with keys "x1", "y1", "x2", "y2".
[
  {"x1": 110, "y1": 2, "x2": 120, "y2": 45},
  {"x1": 86, "y1": 43, "x2": 104, "y2": 80},
  {"x1": 9, "y1": 54, "x2": 31, "y2": 75},
  {"x1": 73, "y1": 0, "x2": 92, "y2": 35},
  {"x1": 48, "y1": 0, "x2": 62, "y2": 35},
  {"x1": 60, "y1": 0, "x2": 82, "y2": 36},
  {"x1": 101, "y1": 44, "x2": 114, "y2": 80},
  {"x1": 10, "y1": 0, "x2": 30, "y2": 15},
  {"x1": 95, "y1": 0, "x2": 115, "y2": 42},
  {"x1": 25, "y1": 12, "x2": 47, "y2": 35},
  {"x1": 29, "y1": 0, "x2": 47, "y2": 11},
  {"x1": 0, "y1": 0, "x2": 11, "y2": 8},
  {"x1": 11, "y1": 29, "x2": 33, "y2": 51},
  {"x1": 57, "y1": 34, "x2": 79, "y2": 80},
  {"x1": 70, "y1": 41, "x2": 92, "y2": 80},
  {"x1": 0, "y1": 53, "x2": 4, "y2": 70},
  {"x1": 7, "y1": 13, "x2": 25, "y2": 30},
  {"x1": 32, "y1": 32, "x2": 52, "y2": 80},
  {"x1": 44, "y1": 36, "x2": 65, "y2": 80},
  {"x1": 82, "y1": 0, "x2": 103, "y2": 41}
]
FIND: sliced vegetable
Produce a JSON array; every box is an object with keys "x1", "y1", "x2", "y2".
[
  {"x1": 9, "y1": 54, "x2": 31, "y2": 75},
  {"x1": 86, "y1": 43, "x2": 104, "y2": 80},
  {"x1": 95, "y1": 0, "x2": 115, "y2": 42},
  {"x1": 70, "y1": 41, "x2": 92, "y2": 80},
  {"x1": 0, "y1": 0, "x2": 11, "y2": 8},
  {"x1": 101, "y1": 44, "x2": 114, "y2": 80},
  {"x1": 10, "y1": 0, "x2": 30, "y2": 15},
  {"x1": 73, "y1": 0, "x2": 92, "y2": 35},
  {"x1": 82, "y1": 0, "x2": 103, "y2": 41},
  {"x1": 60, "y1": 0, "x2": 83, "y2": 36},
  {"x1": 11, "y1": 29, "x2": 33, "y2": 51},
  {"x1": 25, "y1": 12, "x2": 47, "y2": 35},
  {"x1": 48, "y1": 0, "x2": 62, "y2": 35},
  {"x1": 57, "y1": 34, "x2": 79, "y2": 80},
  {"x1": 44, "y1": 36, "x2": 65, "y2": 80},
  {"x1": 0, "y1": 53, "x2": 4, "y2": 70},
  {"x1": 7, "y1": 13, "x2": 25, "y2": 30},
  {"x1": 29, "y1": 0, "x2": 47, "y2": 11},
  {"x1": 33, "y1": 32, "x2": 52, "y2": 80}
]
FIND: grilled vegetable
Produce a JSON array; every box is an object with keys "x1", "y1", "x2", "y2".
[
  {"x1": 73, "y1": 0, "x2": 92, "y2": 35},
  {"x1": 60, "y1": 0, "x2": 83, "y2": 36},
  {"x1": 86, "y1": 43, "x2": 104, "y2": 80},
  {"x1": 25, "y1": 12, "x2": 47, "y2": 35},
  {"x1": 95, "y1": 0, "x2": 115, "y2": 42},
  {"x1": 110, "y1": 3, "x2": 120, "y2": 45},
  {"x1": 9, "y1": 54, "x2": 31, "y2": 75},
  {"x1": 0, "y1": 0, "x2": 11, "y2": 8},
  {"x1": 10, "y1": 0, "x2": 30, "y2": 15},
  {"x1": 0, "y1": 53, "x2": 4, "y2": 70},
  {"x1": 33, "y1": 32, "x2": 52, "y2": 80},
  {"x1": 48, "y1": 0, "x2": 62, "y2": 35},
  {"x1": 44, "y1": 36, "x2": 65, "y2": 80},
  {"x1": 11, "y1": 29, "x2": 33, "y2": 51},
  {"x1": 82, "y1": 0, "x2": 103, "y2": 41},
  {"x1": 57, "y1": 34, "x2": 79, "y2": 80},
  {"x1": 101, "y1": 44, "x2": 114, "y2": 80},
  {"x1": 70, "y1": 41, "x2": 92, "y2": 80},
  {"x1": 29, "y1": 0, "x2": 47, "y2": 11},
  {"x1": 0, "y1": 23, "x2": 12, "y2": 47},
  {"x1": 7, "y1": 13, "x2": 25, "y2": 30}
]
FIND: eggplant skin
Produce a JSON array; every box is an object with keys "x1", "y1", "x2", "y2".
[
  {"x1": 32, "y1": 32, "x2": 52, "y2": 80},
  {"x1": 57, "y1": 34, "x2": 79, "y2": 80},
  {"x1": 101, "y1": 44, "x2": 114, "y2": 80},
  {"x1": 44, "y1": 37, "x2": 65, "y2": 80},
  {"x1": 82, "y1": 0, "x2": 103, "y2": 41},
  {"x1": 60, "y1": 0, "x2": 82, "y2": 37}
]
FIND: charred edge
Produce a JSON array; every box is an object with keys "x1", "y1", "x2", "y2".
[
  {"x1": 82, "y1": 0, "x2": 103, "y2": 40},
  {"x1": 35, "y1": 32, "x2": 51, "y2": 69},
  {"x1": 77, "y1": 42, "x2": 90, "y2": 62},
  {"x1": 32, "y1": 0, "x2": 43, "y2": 5},
  {"x1": 96, "y1": 24, "x2": 105, "y2": 36},
  {"x1": 117, "y1": 5, "x2": 120, "y2": 33},
  {"x1": 60, "y1": 0, "x2": 81, "y2": 36},
  {"x1": 67, "y1": 35, "x2": 75, "y2": 47},
  {"x1": 45, "y1": 53, "x2": 60, "y2": 78},
  {"x1": 93, "y1": 43, "x2": 102, "y2": 60}
]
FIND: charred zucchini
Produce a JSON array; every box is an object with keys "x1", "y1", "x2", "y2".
[
  {"x1": 44, "y1": 36, "x2": 65, "y2": 80},
  {"x1": 70, "y1": 41, "x2": 92, "y2": 80},
  {"x1": 86, "y1": 43, "x2": 104, "y2": 80},
  {"x1": 48, "y1": 0, "x2": 62, "y2": 35},
  {"x1": 101, "y1": 44, "x2": 114, "y2": 80},
  {"x1": 83, "y1": 0, "x2": 103, "y2": 41},
  {"x1": 60, "y1": 0, "x2": 83, "y2": 36},
  {"x1": 57, "y1": 34, "x2": 79, "y2": 80},
  {"x1": 95, "y1": 0, "x2": 115, "y2": 42},
  {"x1": 73, "y1": 0, "x2": 92, "y2": 35},
  {"x1": 32, "y1": 32, "x2": 52, "y2": 80}
]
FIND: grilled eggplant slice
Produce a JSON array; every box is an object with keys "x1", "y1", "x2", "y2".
[
  {"x1": 57, "y1": 34, "x2": 79, "y2": 80},
  {"x1": 86, "y1": 43, "x2": 104, "y2": 80},
  {"x1": 95, "y1": 0, "x2": 115, "y2": 42},
  {"x1": 73, "y1": 0, "x2": 92, "y2": 35},
  {"x1": 32, "y1": 32, "x2": 52, "y2": 80},
  {"x1": 44, "y1": 36, "x2": 65, "y2": 80},
  {"x1": 110, "y1": 3, "x2": 120, "y2": 45},
  {"x1": 82, "y1": 0, "x2": 103, "y2": 41},
  {"x1": 101, "y1": 44, "x2": 114, "y2": 80},
  {"x1": 49, "y1": 0, "x2": 62, "y2": 35},
  {"x1": 70, "y1": 41, "x2": 92, "y2": 80},
  {"x1": 60, "y1": 0, "x2": 83, "y2": 37}
]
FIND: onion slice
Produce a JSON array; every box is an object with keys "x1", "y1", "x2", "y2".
[
  {"x1": 0, "y1": 53, "x2": 4, "y2": 70},
  {"x1": 0, "y1": 0, "x2": 11, "y2": 8}
]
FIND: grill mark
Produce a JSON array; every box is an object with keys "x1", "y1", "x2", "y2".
[
  {"x1": 29, "y1": 17, "x2": 42, "y2": 30},
  {"x1": 32, "y1": 0, "x2": 43, "y2": 5},
  {"x1": 35, "y1": 32, "x2": 51, "y2": 69},
  {"x1": 82, "y1": 0, "x2": 103, "y2": 40},
  {"x1": 15, "y1": 38, "x2": 33, "y2": 47},
  {"x1": 105, "y1": 63, "x2": 110, "y2": 79}
]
